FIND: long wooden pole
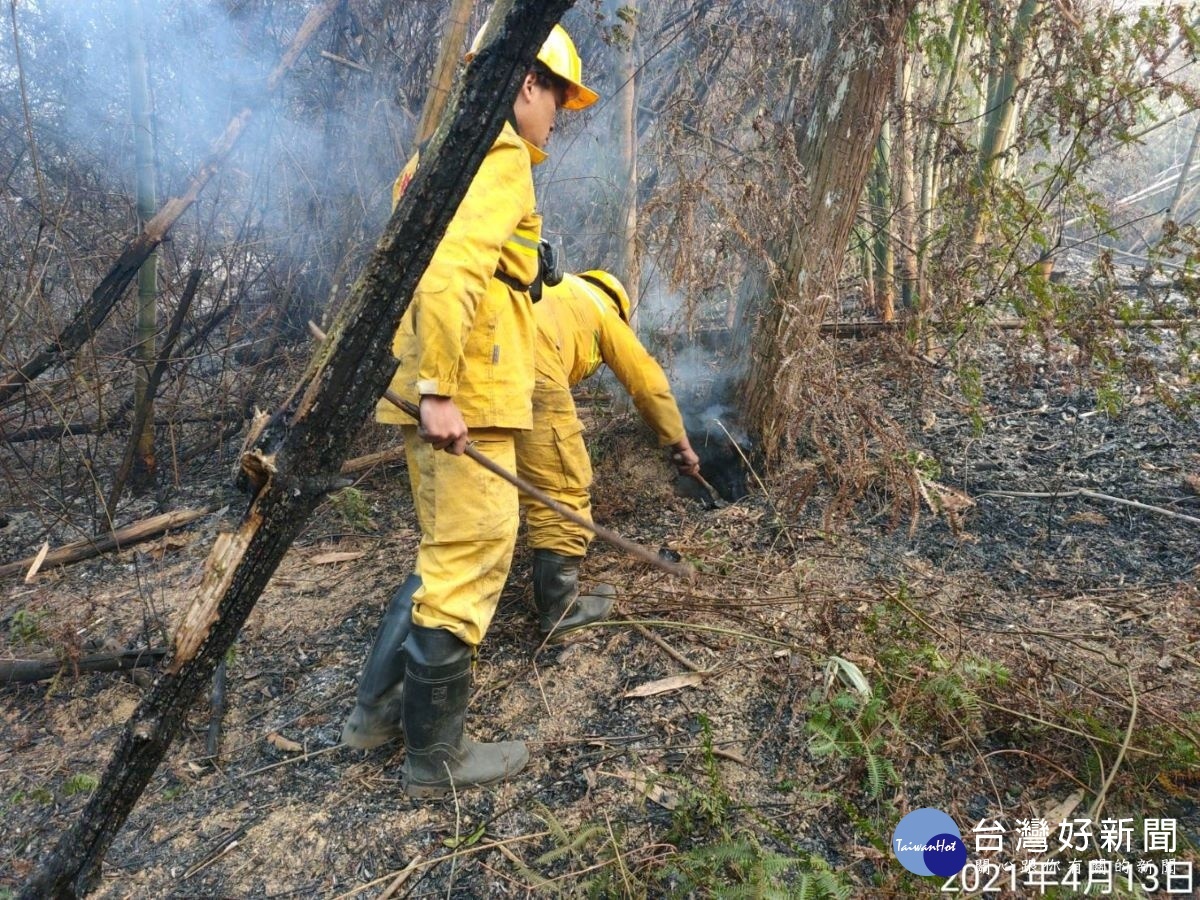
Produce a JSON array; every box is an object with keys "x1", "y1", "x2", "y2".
[{"x1": 0, "y1": 508, "x2": 214, "y2": 579}]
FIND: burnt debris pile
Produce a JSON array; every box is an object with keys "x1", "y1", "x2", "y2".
[{"x1": 679, "y1": 401, "x2": 753, "y2": 505}]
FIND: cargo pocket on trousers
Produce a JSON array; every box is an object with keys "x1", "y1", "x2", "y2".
[
  {"x1": 552, "y1": 419, "x2": 592, "y2": 492},
  {"x1": 428, "y1": 438, "x2": 517, "y2": 544}
]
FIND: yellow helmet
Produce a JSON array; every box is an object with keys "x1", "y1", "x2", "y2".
[
  {"x1": 580, "y1": 270, "x2": 632, "y2": 322},
  {"x1": 469, "y1": 23, "x2": 598, "y2": 111}
]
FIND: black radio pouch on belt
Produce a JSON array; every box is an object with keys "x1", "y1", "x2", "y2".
[{"x1": 494, "y1": 238, "x2": 562, "y2": 303}]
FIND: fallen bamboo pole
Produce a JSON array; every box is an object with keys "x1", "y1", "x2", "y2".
[
  {"x1": 308, "y1": 323, "x2": 694, "y2": 579},
  {"x1": 658, "y1": 316, "x2": 1195, "y2": 345},
  {"x1": 0, "y1": 507, "x2": 215, "y2": 579},
  {"x1": 0, "y1": 648, "x2": 167, "y2": 685}
]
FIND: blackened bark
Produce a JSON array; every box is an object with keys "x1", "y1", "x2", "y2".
[
  {"x1": 18, "y1": 2, "x2": 572, "y2": 896},
  {"x1": 106, "y1": 269, "x2": 204, "y2": 514}
]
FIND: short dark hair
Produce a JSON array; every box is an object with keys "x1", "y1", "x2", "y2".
[{"x1": 530, "y1": 61, "x2": 570, "y2": 99}]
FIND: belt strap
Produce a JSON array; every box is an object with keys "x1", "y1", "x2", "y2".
[{"x1": 494, "y1": 267, "x2": 543, "y2": 302}]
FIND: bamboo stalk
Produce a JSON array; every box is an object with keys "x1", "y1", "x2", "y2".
[
  {"x1": 415, "y1": 0, "x2": 474, "y2": 146},
  {"x1": 0, "y1": 648, "x2": 167, "y2": 685},
  {"x1": 0, "y1": 507, "x2": 214, "y2": 579},
  {"x1": 981, "y1": 488, "x2": 1200, "y2": 526}
]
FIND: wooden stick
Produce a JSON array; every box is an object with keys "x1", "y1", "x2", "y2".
[
  {"x1": 0, "y1": 648, "x2": 167, "y2": 685},
  {"x1": 621, "y1": 604, "x2": 701, "y2": 673},
  {"x1": 307, "y1": 323, "x2": 694, "y2": 579},
  {"x1": 329, "y1": 834, "x2": 551, "y2": 900},
  {"x1": 0, "y1": 507, "x2": 215, "y2": 579},
  {"x1": 981, "y1": 488, "x2": 1200, "y2": 526},
  {"x1": 339, "y1": 445, "x2": 407, "y2": 475},
  {"x1": 377, "y1": 855, "x2": 424, "y2": 900},
  {"x1": 318, "y1": 50, "x2": 371, "y2": 74},
  {"x1": 688, "y1": 472, "x2": 726, "y2": 507}
]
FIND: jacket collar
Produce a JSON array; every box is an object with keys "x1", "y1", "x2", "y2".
[{"x1": 504, "y1": 118, "x2": 547, "y2": 165}]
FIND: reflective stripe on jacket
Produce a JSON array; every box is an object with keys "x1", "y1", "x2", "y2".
[
  {"x1": 376, "y1": 122, "x2": 542, "y2": 429},
  {"x1": 535, "y1": 273, "x2": 685, "y2": 446}
]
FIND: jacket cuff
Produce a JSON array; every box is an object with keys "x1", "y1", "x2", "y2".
[{"x1": 416, "y1": 378, "x2": 455, "y2": 396}]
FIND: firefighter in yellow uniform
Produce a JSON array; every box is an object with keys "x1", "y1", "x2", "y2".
[
  {"x1": 516, "y1": 271, "x2": 701, "y2": 641},
  {"x1": 341, "y1": 24, "x2": 598, "y2": 799}
]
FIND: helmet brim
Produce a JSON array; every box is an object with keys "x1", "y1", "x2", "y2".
[{"x1": 563, "y1": 83, "x2": 599, "y2": 111}]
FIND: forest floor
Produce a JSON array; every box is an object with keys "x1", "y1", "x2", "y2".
[{"x1": 1, "y1": 326, "x2": 1198, "y2": 899}]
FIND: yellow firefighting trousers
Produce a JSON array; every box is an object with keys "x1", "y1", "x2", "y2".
[
  {"x1": 402, "y1": 426, "x2": 519, "y2": 647},
  {"x1": 514, "y1": 378, "x2": 593, "y2": 557}
]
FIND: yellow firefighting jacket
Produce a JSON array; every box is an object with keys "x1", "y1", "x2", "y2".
[
  {"x1": 535, "y1": 273, "x2": 685, "y2": 446},
  {"x1": 376, "y1": 122, "x2": 542, "y2": 429}
]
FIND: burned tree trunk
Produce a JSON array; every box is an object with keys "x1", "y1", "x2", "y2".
[
  {"x1": 741, "y1": 0, "x2": 916, "y2": 459},
  {"x1": 125, "y1": 0, "x2": 159, "y2": 493},
  {"x1": 105, "y1": 269, "x2": 204, "y2": 516},
  {"x1": 1, "y1": 649, "x2": 167, "y2": 686},
  {"x1": 0, "y1": 0, "x2": 340, "y2": 410},
  {"x1": 415, "y1": 0, "x2": 475, "y2": 146},
  {"x1": 19, "y1": 2, "x2": 573, "y2": 896}
]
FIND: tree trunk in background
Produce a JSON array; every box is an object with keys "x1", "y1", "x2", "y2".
[
  {"x1": 894, "y1": 50, "x2": 918, "y2": 313},
  {"x1": 126, "y1": 0, "x2": 157, "y2": 495},
  {"x1": 17, "y1": 2, "x2": 573, "y2": 896},
  {"x1": 919, "y1": 0, "x2": 972, "y2": 299},
  {"x1": 609, "y1": 0, "x2": 640, "y2": 321},
  {"x1": 416, "y1": 0, "x2": 475, "y2": 146},
  {"x1": 742, "y1": 0, "x2": 916, "y2": 460},
  {"x1": 971, "y1": 0, "x2": 1042, "y2": 244},
  {"x1": 871, "y1": 122, "x2": 896, "y2": 321},
  {"x1": 857, "y1": 223, "x2": 877, "y2": 312}
]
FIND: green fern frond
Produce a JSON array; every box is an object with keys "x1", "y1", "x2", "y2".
[
  {"x1": 534, "y1": 824, "x2": 605, "y2": 866},
  {"x1": 532, "y1": 801, "x2": 571, "y2": 845}
]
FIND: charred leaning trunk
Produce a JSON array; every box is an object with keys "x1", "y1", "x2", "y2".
[{"x1": 739, "y1": 1, "x2": 916, "y2": 461}]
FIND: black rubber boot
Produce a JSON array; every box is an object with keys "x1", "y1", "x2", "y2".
[
  {"x1": 341, "y1": 574, "x2": 420, "y2": 749},
  {"x1": 532, "y1": 550, "x2": 615, "y2": 642},
  {"x1": 400, "y1": 625, "x2": 528, "y2": 798}
]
